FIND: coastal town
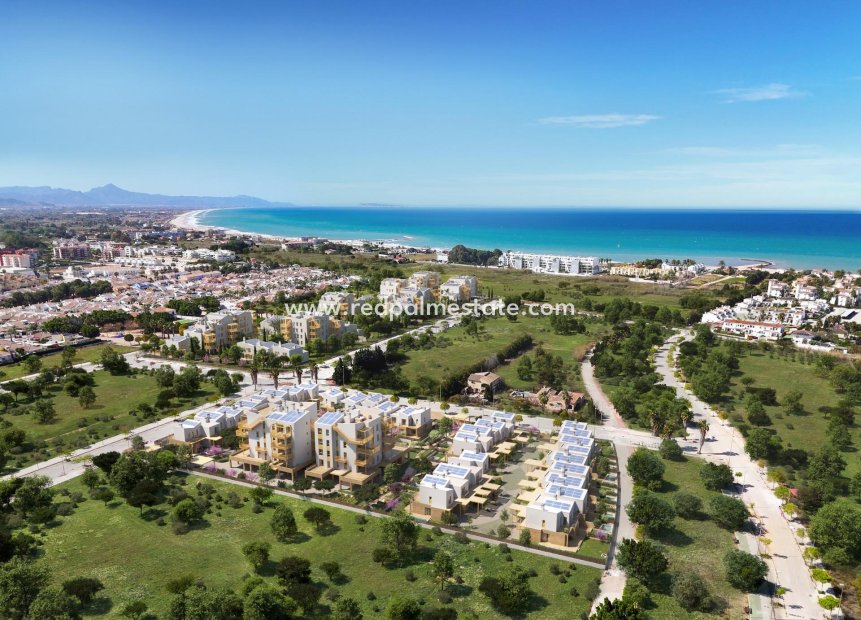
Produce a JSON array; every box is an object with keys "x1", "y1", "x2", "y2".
[{"x1": 0, "y1": 201, "x2": 858, "y2": 620}]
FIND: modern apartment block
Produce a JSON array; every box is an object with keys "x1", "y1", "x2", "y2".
[
  {"x1": 439, "y1": 275, "x2": 478, "y2": 302},
  {"x1": 513, "y1": 421, "x2": 595, "y2": 547},
  {"x1": 306, "y1": 409, "x2": 387, "y2": 487},
  {"x1": 52, "y1": 242, "x2": 91, "y2": 261},
  {"x1": 407, "y1": 271, "x2": 441, "y2": 290},
  {"x1": 259, "y1": 312, "x2": 360, "y2": 347},
  {"x1": 317, "y1": 291, "x2": 356, "y2": 318},
  {"x1": 0, "y1": 249, "x2": 38, "y2": 269},
  {"x1": 232, "y1": 402, "x2": 317, "y2": 480},
  {"x1": 498, "y1": 251, "x2": 601, "y2": 276},
  {"x1": 185, "y1": 310, "x2": 254, "y2": 353}
]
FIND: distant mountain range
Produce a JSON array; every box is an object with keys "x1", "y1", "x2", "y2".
[{"x1": 0, "y1": 184, "x2": 292, "y2": 209}]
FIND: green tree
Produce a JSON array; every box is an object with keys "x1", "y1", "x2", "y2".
[
  {"x1": 61, "y1": 577, "x2": 104, "y2": 606},
  {"x1": 26, "y1": 586, "x2": 80, "y2": 620},
  {"x1": 78, "y1": 385, "x2": 96, "y2": 409},
  {"x1": 242, "y1": 585, "x2": 295, "y2": 620},
  {"x1": 626, "y1": 491, "x2": 675, "y2": 533},
  {"x1": 477, "y1": 566, "x2": 534, "y2": 615},
  {"x1": 241, "y1": 542, "x2": 271, "y2": 573},
  {"x1": 709, "y1": 495, "x2": 748, "y2": 531},
  {"x1": 432, "y1": 551, "x2": 454, "y2": 590},
  {"x1": 380, "y1": 511, "x2": 420, "y2": 556},
  {"x1": 590, "y1": 597, "x2": 647, "y2": 619},
  {"x1": 275, "y1": 556, "x2": 311, "y2": 588},
  {"x1": 672, "y1": 573, "x2": 712, "y2": 612},
  {"x1": 616, "y1": 538, "x2": 668, "y2": 585},
  {"x1": 270, "y1": 504, "x2": 299, "y2": 543},
  {"x1": 33, "y1": 400, "x2": 57, "y2": 424},
  {"x1": 303, "y1": 506, "x2": 331, "y2": 531},
  {"x1": 0, "y1": 558, "x2": 51, "y2": 620},
  {"x1": 120, "y1": 601, "x2": 148, "y2": 620},
  {"x1": 249, "y1": 486, "x2": 273, "y2": 506},
  {"x1": 172, "y1": 498, "x2": 204, "y2": 524},
  {"x1": 783, "y1": 390, "x2": 804, "y2": 415},
  {"x1": 387, "y1": 596, "x2": 422, "y2": 620},
  {"x1": 331, "y1": 597, "x2": 363, "y2": 620},
  {"x1": 626, "y1": 448, "x2": 665, "y2": 490},
  {"x1": 168, "y1": 584, "x2": 242, "y2": 620},
  {"x1": 658, "y1": 438, "x2": 684, "y2": 461},
  {"x1": 809, "y1": 500, "x2": 861, "y2": 562},
  {"x1": 700, "y1": 462, "x2": 733, "y2": 490},
  {"x1": 672, "y1": 492, "x2": 703, "y2": 519},
  {"x1": 745, "y1": 428, "x2": 780, "y2": 461},
  {"x1": 723, "y1": 550, "x2": 768, "y2": 591}
]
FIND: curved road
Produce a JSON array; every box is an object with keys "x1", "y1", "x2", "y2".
[{"x1": 655, "y1": 331, "x2": 819, "y2": 620}]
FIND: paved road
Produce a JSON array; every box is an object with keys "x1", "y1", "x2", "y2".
[
  {"x1": 655, "y1": 331, "x2": 819, "y2": 620},
  {"x1": 582, "y1": 352, "x2": 637, "y2": 610}
]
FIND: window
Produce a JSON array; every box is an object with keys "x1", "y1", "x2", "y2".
[{"x1": 424, "y1": 507, "x2": 431, "y2": 516}]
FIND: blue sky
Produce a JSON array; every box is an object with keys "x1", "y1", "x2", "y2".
[{"x1": 1, "y1": 0, "x2": 860, "y2": 207}]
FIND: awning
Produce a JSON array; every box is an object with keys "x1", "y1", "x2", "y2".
[{"x1": 305, "y1": 465, "x2": 333, "y2": 479}]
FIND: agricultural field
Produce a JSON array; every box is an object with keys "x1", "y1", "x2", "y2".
[{"x1": 40, "y1": 475, "x2": 602, "y2": 618}]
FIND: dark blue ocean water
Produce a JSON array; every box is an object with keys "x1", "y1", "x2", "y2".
[{"x1": 201, "y1": 207, "x2": 861, "y2": 270}]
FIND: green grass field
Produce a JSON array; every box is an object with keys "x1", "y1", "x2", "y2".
[
  {"x1": 401, "y1": 264, "x2": 690, "y2": 310},
  {"x1": 642, "y1": 456, "x2": 746, "y2": 620},
  {"x1": 721, "y1": 348, "x2": 859, "y2": 477},
  {"x1": 41, "y1": 475, "x2": 601, "y2": 619},
  {"x1": 4, "y1": 371, "x2": 218, "y2": 470},
  {"x1": 0, "y1": 343, "x2": 135, "y2": 382},
  {"x1": 398, "y1": 314, "x2": 601, "y2": 392}
]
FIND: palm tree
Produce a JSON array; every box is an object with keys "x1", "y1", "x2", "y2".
[
  {"x1": 289, "y1": 354, "x2": 305, "y2": 383},
  {"x1": 309, "y1": 362, "x2": 319, "y2": 383},
  {"x1": 248, "y1": 354, "x2": 261, "y2": 389},
  {"x1": 680, "y1": 407, "x2": 694, "y2": 428},
  {"x1": 697, "y1": 419, "x2": 710, "y2": 454},
  {"x1": 538, "y1": 391, "x2": 549, "y2": 414},
  {"x1": 265, "y1": 355, "x2": 287, "y2": 390}
]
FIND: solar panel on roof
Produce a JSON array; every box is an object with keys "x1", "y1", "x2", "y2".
[
  {"x1": 544, "y1": 499, "x2": 574, "y2": 511},
  {"x1": 318, "y1": 412, "x2": 342, "y2": 425},
  {"x1": 423, "y1": 475, "x2": 450, "y2": 486}
]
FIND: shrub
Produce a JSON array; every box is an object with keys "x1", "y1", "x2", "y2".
[
  {"x1": 724, "y1": 550, "x2": 768, "y2": 591},
  {"x1": 709, "y1": 495, "x2": 748, "y2": 531}
]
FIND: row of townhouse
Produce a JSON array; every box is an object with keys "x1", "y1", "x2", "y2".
[
  {"x1": 497, "y1": 251, "x2": 602, "y2": 276},
  {"x1": 235, "y1": 338, "x2": 308, "y2": 363},
  {"x1": 512, "y1": 420, "x2": 596, "y2": 547},
  {"x1": 718, "y1": 319, "x2": 785, "y2": 341},
  {"x1": 0, "y1": 249, "x2": 39, "y2": 269},
  {"x1": 411, "y1": 411, "x2": 516, "y2": 520},
  {"x1": 173, "y1": 383, "x2": 432, "y2": 486}
]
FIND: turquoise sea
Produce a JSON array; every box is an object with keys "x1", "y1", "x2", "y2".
[{"x1": 200, "y1": 207, "x2": 861, "y2": 270}]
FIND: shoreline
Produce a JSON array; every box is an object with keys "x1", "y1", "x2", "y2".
[{"x1": 169, "y1": 208, "x2": 837, "y2": 273}]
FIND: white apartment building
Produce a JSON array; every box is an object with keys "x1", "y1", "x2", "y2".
[
  {"x1": 440, "y1": 275, "x2": 478, "y2": 302},
  {"x1": 173, "y1": 405, "x2": 244, "y2": 450},
  {"x1": 259, "y1": 312, "x2": 360, "y2": 347},
  {"x1": 379, "y1": 278, "x2": 406, "y2": 298},
  {"x1": 412, "y1": 451, "x2": 492, "y2": 520},
  {"x1": 450, "y1": 411, "x2": 515, "y2": 456},
  {"x1": 236, "y1": 338, "x2": 308, "y2": 363},
  {"x1": 408, "y1": 271, "x2": 441, "y2": 290},
  {"x1": 719, "y1": 319, "x2": 785, "y2": 341},
  {"x1": 498, "y1": 251, "x2": 601, "y2": 276},
  {"x1": 0, "y1": 250, "x2": 38, "y2": 269},
  {"x1": 232, "y1": 402, "x2": 317, "y2": 480},
  {"x1": 182, "y1": 248, "x2": 236, "y2": 262},
  {"x1": 317, "y1": 291, "x2": 356, "y2": 318},
  {"x1": 185, "y1": 310, "x2": 254, "y2": 353},
  {"x1": 766, "y1": 279, "x2": 790, "y2": 298},
  {"x1": 308, "y1": 409, "x2": 386, "y2": 487}
]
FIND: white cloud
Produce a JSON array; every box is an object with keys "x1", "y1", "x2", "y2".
[
  {"x1": 717, "y1": 83, "x2": 803, "y2": 103},
  {"x1": 538, "y1": 113, "x2": 660, "y2": 128}
]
